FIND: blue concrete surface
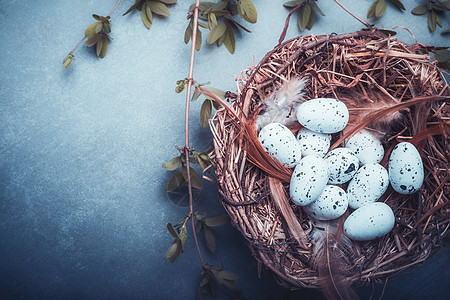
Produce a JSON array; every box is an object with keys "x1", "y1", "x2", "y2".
[{"x1": 0, "y1": 1, "x2": 448, "y2": 299}]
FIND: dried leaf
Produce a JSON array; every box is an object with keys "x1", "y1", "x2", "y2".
[
  {"x1": 167, "y1": 223, "x2": 179, "y2": 239},
  {"x1": 166, "y1": 171, "x2": 185, "y2": 192},
  {"x1": 63, "y1": 54, "x2": 73, "y2": 69},
  {"x1": 195, "y1": 220, "x2": 203, "y2": 233},
  {"x1": 85, "y1": 22, "x2": 103, "y2": 38},
  {"x1": 379, "y1": 29, "x2": 397, "y2": 36},
  {"x1": 390, "y1": 0, "x2": 405, "y2": 11},
  {"x1": 148, "y1": 1, "x2": 170, "y2": 16},
  {"x1": 411, "y1": 5, "x2": 428, "y2": 15},
  {"x1": 200, "y1": 99, "x2": 212, "y2": 128},
  {"x1": 197, "y1": 153, "x2": 210, "y2": 170},
  {"x1": 283, "y1": 0, "x2": 304, "y2": 8},
  {"x1": 241, "y1": 0, "x2": 258, "y2": 23},
  {"x1": 435, "y1": 14, "x2": 442, "y2": 28},
  {"x1": 298, "y1": 3, "x2": 311, "y2": 31},
  {"x1": 169, "y1": 239, "x2": 183, "y2": 262},
  {"x1": 162, "y1": 156, "x2": 182, "y2": 171},
  {"x1": 375, "y1": 0, "x2": 386, "y2": 18},
  {"x1": 225, "y1": 16, "x2": 251, "y2": 33},
  {"x1": 212, "y1": 100, "x2": 222, "y2": 110},
  {"x1": 191, "y1": 90, "x2": 201, "y2": 102},
  {"x1": 123, "y1": 0, "x2": 143, "y2": 16},
  {"x1": 433, "y1": 49, "x2": 450, "y2": 62},
  {"x1": 207, "y1": 22, "x2": 227, "y2": 44},
  {"x1": 96, "y1": 35, "x2": 108, "y2": 58},
  {"x1": 311, "y1": 0, "x2": 324, "y2": 16},
  {"x1": 181, "y1": 166, "x2": 203, "y2": 190},
  {"x1": 367, "y1": 1, "x2": 378, "y2": 18},
  {"x1": 205, "y1": 214, "x2": 230, "y2": 227},
  {"x1": 442, "y1": 29, "x2": 450, "y2": 34},
  {"x1": 204, "y1": 226, "x2": 216, "y2": 252}
]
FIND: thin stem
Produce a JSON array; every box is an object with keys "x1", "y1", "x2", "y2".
[
  {"x1": 185, "y1": 0, "x2": 205, "y2": 268},
  {"x1": 333, "y1": 0, "x2": 370, "y2": 28},
  {"x1": 108, "y1": 0, "x2": 124, "y2": 17},
  {"x1": 69, "y1": 36, "x2": 87, "y2": 55}
]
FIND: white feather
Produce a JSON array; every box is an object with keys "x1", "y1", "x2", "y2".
[{"x1": 255, "y1": 77, "x2": 308, "y2": 131}]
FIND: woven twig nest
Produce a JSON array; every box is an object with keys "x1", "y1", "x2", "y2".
[{"x1": 210, "y1": 30, "x2": 449, "y2": 291}]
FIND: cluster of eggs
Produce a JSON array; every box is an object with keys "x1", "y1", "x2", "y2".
[{"x1": 258, "y1": 98, "x2": 424, "y2": 241}]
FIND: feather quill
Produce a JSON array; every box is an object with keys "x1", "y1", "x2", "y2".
[
  {"x1": 255, "y1": 77, "x2": 307, "y2": 131},
  {"x1": 310, "y1": 219, "x2": 359, "y2": 300}
]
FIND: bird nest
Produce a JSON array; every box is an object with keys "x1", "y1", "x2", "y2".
[{"x1": 209, "y1": 30, "x2": 449, "y2": 292}]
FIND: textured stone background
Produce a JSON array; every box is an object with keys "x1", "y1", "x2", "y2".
[{"x1": 0, "y1": 0, "x2": 448, "y2": 299}]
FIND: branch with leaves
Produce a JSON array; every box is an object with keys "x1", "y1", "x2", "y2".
[
  {"x1": 184, "y1": 0, "x2": 257, "y2": 54},
  {"x1": 123, "y1": 0, "x2": 177, "y2": 29},
  {"x1": 63, "y1": 0, "x2": 124, "y2": 68},
  {"x1": 283, "y1": 0, "x2": 325, "y2": 32},
  {"x1": 411, "y1": 0, "x2": 449, "y2": 32}
]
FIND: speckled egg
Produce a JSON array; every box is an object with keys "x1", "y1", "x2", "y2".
[
  {"x1": 304, "y1": 185, "x2": 348, "y2": 220},
  {"x1": 296, "y1": 98, "x2": 349, "y2": 134},
  {"x1": 347, "y1": 163, "x2": 389, "y2": 209},
  {"x1": 258, "y1": 123, "x2": 302, "y2": 168},
  {"x1": 324, "y1": 148, "x2": 359, "y2": 184},
  {"x1": 290, "y1": 155, "x2": 329, "y2": 206},
  {"x1": 296, "y1": 127, "x2": 331, "y2": 158},
  {"x1": 345, "y1": 130, "x2": 384, "y2": 165},
  {"x1": 389, "y1": 142, "x2": 424, "y2": 195},
  {"x1": 344, "y1": 202, "x2": 395, "y2": 241}
]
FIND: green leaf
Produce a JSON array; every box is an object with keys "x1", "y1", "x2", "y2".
[
  {"x1": 207, "y1": 22, "x2": 227, "y2": 44},
  {"x1": 223, "y1": 25, "x2": 235, "y2": 54},
  {"x1": 306, "y1": 8, "x2": 315, "y2": 30},
  {"x1": 200, "y1": 100, "x2": 212, "y2": 128},
  {"x1": 379, "y1": 29, "x2": 397, "y2": 36},
  {"x1": 210, "y1": 13, "x2": 218, "y2": 27},
  {"x1": 170, "y1": 239, "x2": 183, "y2": 263},
  {"x1": 220, "y1": 270, "x2": 239, "y2": 281},
  {"x1": 411, "y1": 5, "x2": 428, "y2": 15},
  {"x1": 165, "y1": 241, "x2": 178, "y2": 260},
  {"x1": 435, "y1": 14, "x2": 442, "y2": 28},
  {"x1": 142, "y1": 2, "x2": 153, "y2": 29},
  {"x1": 85, "y1": 22, "x2": 103, "y2": 38},
  {"x1": 367, "y1": 1, "x2": 377, "y2": 18},
  {"x1": 167, "y1": 223, "x2": 179, "y2": 239},
  {"x1": 181, "y1": 166, "x2": 203, "y2": 190},
  {"x1": 240, "y1": 0, "x2": 257, "y2": 23},
  {"x1": 63, "y1": 54, "x2": 73, "y2": 69},
  {"x1": 123, "y1": 0, "x2": 143, "y2": 16},
  {"x1": 197, "y1": 153, "x2": 210, "y2": 170},
  {"x1": 205, "y1": 88, "x2": 226, "y2": 100},
  {"x1": 298, "y1": 3, "x2": 311, "y2": 31},
  {"x1": 205, "y1": 214, "x2": 230, "y2": 227},
  {"x1": 184, "y1": 22, "x2": 192, "y2": 44},
  {"x1": 162, "y1": 157, "x2": 182, "y2": 171},
  {"x1": 148, "y1": 1, "x2": 170, "y2": 16},
  {"x1": 283, "y1": 0, "x2": 303, "y2": 8},
  {"x1": 311, "y1": 0, "x2": 324, "y2": 16},
  {"x1": 390, "y1": 0, "x2": 405, "y2": 11},
  {"x1": 433, "y1": 49, "x2": 450, "y2": 62},
  {"x1": 204, "y1": 226, "x2": 216, "y2": 252},
  {"x1": 158, "y1": 0, "x2": 177, "y2": 4},
  {"x1": 428, "y1": 12, "x2": 437, "y2": 32},
  {"x1": 375, "y1": 0, "x2": 386, "y2": 18},
  {"x1": 103, "y1": 22, "x2": 111, "y2": 34},
  {"x1": 85, "y1": 33, "x2": 102, "y2": 47},
  {"x1": 195, "y1": 219, "x2": 204, "y2": 233},
  {"x1": 195, "y1": 27, "x2": 202, "y2": 51},
  {"x1": 179, "y1": 222, "x2": 188, "y2": 251},
  {"x1": 166, "y1": 171, "x2": 185, "y2": 192},
  {"x1": 212, "y1": 100, "x2": 222, "y2": 110},
  {"x1": 191, "y1": 90, "x2": 201, "y2": 102},
  {"x1": 97, "y1": 35, "x2": 108, "y2": 58}
]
